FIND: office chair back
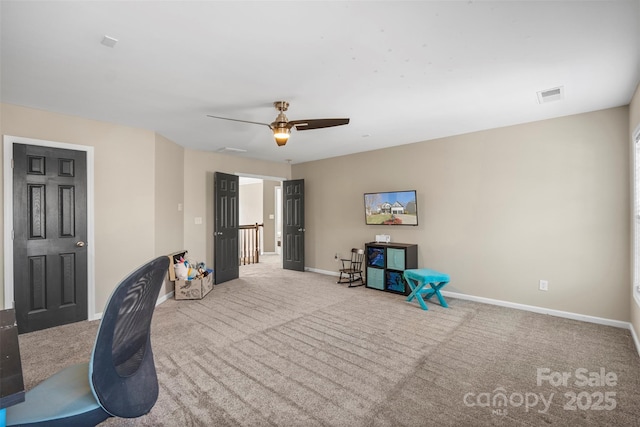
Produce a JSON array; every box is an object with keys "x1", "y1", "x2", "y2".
[
  {"x1": 90, "y1": 255, "x2": 169, "y2": 417},
  {"x1": 6, "y1": 256, "x2": 169, "y2": 426}
]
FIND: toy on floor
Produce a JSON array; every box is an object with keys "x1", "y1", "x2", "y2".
[
  {"x1": 174, "y1": 258, "x2": 213, "y2": 280},
  {"x1": 174, "y1": 257, "x2": 198, "y2": 280}
]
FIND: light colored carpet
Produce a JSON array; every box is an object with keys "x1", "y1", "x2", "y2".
[{"x1": 16, "y1": 256, "x2": 640, "y2": 426}]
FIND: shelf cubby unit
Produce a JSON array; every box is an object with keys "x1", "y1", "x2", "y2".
[{"x1": 364, "y1": 242, "x2": 417, "y2": 295}]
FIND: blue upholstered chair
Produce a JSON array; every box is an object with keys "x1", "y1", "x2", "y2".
[{"x1": 6, "y1": 256, "x2": 170, "y2": 426}]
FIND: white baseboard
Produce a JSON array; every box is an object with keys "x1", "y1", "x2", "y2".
[
  {"x1": 157, "y1": 290, "x2": 174, "y2": 305},
  {"x1": 309, "y1": 268, "x2": 629, "y2": 330},
  {"x1": 630, "y1": 322, "x2": 640, "y2": 358},
  {"x1": 306, "y1": 267, "x2": 340, "y2": 277},
  {"x1": 91, "y1": 290, "x2": 174, "y2": 321},
  {"x1": 440, "y1": 290, "x2": 631, "y2": 330},
  {"x1": 299, "y1": 269, "x2": 640, "y2": 355},
  {"x1": 307, "y1": 268, "x2": 634, "y2": 330}
]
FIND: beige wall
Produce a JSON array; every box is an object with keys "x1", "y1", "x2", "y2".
[
  {"x1": 630, "y1": 83, "x2": 640, "y2": 341},
  {"x1": 293, "y1": 107, "x2": 630, "y2": 322},
  {"x1": 154, "y1": 133, "x2": 185, "y2": 296},
  {"x1": 239, "y1": 182, "x2": 263, "y2": 225},
  {"x1": 2, "y1": 99, "x2": 636, "y2": 334},
  {"x1": 0, "y1": 103, "x2": 289, "y2": 315},
  {"x1": 239, "y1": 180, "x2": 279, "y2": 253},
  {"x1": 182, "y1": 149, "x2": 289, "y2": 270},
  {"x1": 0, "y1": 115, "x2": 5, "y2": 308},
  {"x1": 0, "y1": 103, "x2": 157, "y2": 312},
  {"x1": 262, "y1": 180, "x2": 278, "y2": 253}
]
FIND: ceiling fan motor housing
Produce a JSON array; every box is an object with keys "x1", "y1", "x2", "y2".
[{"x1": 274, "y1": 101, "x2": 289, "y2": 112}]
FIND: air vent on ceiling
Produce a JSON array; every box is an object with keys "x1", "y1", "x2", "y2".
[
  {"x1": 537, "y1": 86, "x2": 564, "y2": 104},
  {"x1": 217, "y1": 147, "x2": 247, "y2": 153},
  {"x1": 101, "y1": 35, "x2": 118, "y2": 48}
]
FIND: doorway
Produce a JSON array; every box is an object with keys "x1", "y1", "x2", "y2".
[
  {"x1": 238, "y1": 175, "x2": 282, "y2": 264},
  {"x1": 212, "y1": 173, "x2": 304, "y2": 278},
  {"x1": 3, "y1": 136, "x2": 96, "y2": 331}
]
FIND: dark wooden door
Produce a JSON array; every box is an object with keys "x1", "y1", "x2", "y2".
[
  {"x1": 214, "y1": 172, "x2": 239, "y2": 284},
  {"x1": 13, "y1": 144, "x2": 88, "y2": 333},
  {"x1": 283, "y1": 179, "x2": 305, "y2": 271}
]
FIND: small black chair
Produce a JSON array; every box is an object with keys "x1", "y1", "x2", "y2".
[
  {"x1": 337, "y1": 248, "x2": 365, "y2": 287},
  {"x1": 6, "y1": 256, "x2": 169, "y2": 427}
]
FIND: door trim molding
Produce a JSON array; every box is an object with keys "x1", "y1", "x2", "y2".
[{"x1": 3, "y1": 135, "x2": 96, "y2": 321}]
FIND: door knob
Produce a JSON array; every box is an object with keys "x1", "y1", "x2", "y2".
[{"x1": 76, "y1": 241, "x2": 86, "y2": 247}]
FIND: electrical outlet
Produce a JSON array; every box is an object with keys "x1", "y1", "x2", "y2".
[{"x1": 539, "y1": 280, "x2": 548, "y2": 291}]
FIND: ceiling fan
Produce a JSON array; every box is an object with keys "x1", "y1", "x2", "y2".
[{"x1": 207, "y1": 101, "x2": 350, "y2": 146}]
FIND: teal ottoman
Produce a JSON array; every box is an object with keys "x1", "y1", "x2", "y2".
[{"x1": 404, "y1": 269, "x2": 450, "y2": 310}]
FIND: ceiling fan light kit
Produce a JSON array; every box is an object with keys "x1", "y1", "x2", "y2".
[
  {"x1": 207, "y1": 100, "x2": 350, "y2": 147},
  {"x1": 273, "y1": 127, "x2": 290, "y2": 146}
]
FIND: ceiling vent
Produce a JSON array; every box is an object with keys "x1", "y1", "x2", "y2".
[
  {"x1": 100, "y1": 35, "x2": 118, "y2": 48},
  {"x1": 537, "y1": 86, "x2": 564, "y2": 104},
  {"x1": 217, "y1": 147, "x2": 247, "y2": 153}
]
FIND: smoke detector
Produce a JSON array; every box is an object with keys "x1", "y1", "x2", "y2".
[{"x1": 537, "y1": 86, "x2": 564, "y2": 104}]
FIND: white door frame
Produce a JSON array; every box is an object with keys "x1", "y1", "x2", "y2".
[
  {"x1": 275, "y1": 185, "x2": 282, "y2": 255},
  {"x1": 3, "y1": 135, "x2": 96, "y2": 320}
]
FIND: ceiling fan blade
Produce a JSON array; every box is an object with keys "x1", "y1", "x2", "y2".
[
  {"x1": 207, "y1": 115, "x2": 271, "y2": 128},
  {"x1": 288, "y1": 118, "x2": 350, "y2": 131}
]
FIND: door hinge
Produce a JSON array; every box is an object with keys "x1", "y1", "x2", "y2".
[
  {"x1": 11, "y1": 229, "x2": 14, "y2": 240},
  {"x1": 11, "y1": 158, "x2": 14, "y2": 168}
]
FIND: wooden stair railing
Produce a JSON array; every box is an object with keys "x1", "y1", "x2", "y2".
[{"x1": 239, "y1": 223, "x2": 264, "y2": 265}]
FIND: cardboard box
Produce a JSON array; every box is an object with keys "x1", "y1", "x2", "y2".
[
  {"x1": 168, "y1": 251, "x2": 213, "y2": 300},
  {"x1": 174, "y1": 274, "x2": 213, "y2": 300}
]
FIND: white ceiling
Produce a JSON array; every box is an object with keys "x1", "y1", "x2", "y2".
[{"x1": 2, "y1": 1, "x2": 639, "y2": 164}]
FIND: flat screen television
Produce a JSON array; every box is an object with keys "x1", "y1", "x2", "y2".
[{"x1": 364, "y1": 190, "x2": 418, "y2": 226}]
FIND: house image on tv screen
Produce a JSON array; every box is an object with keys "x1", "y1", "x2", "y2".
[{"x1": 364, "y1": 190, "x2": 418, "y2": 226}]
